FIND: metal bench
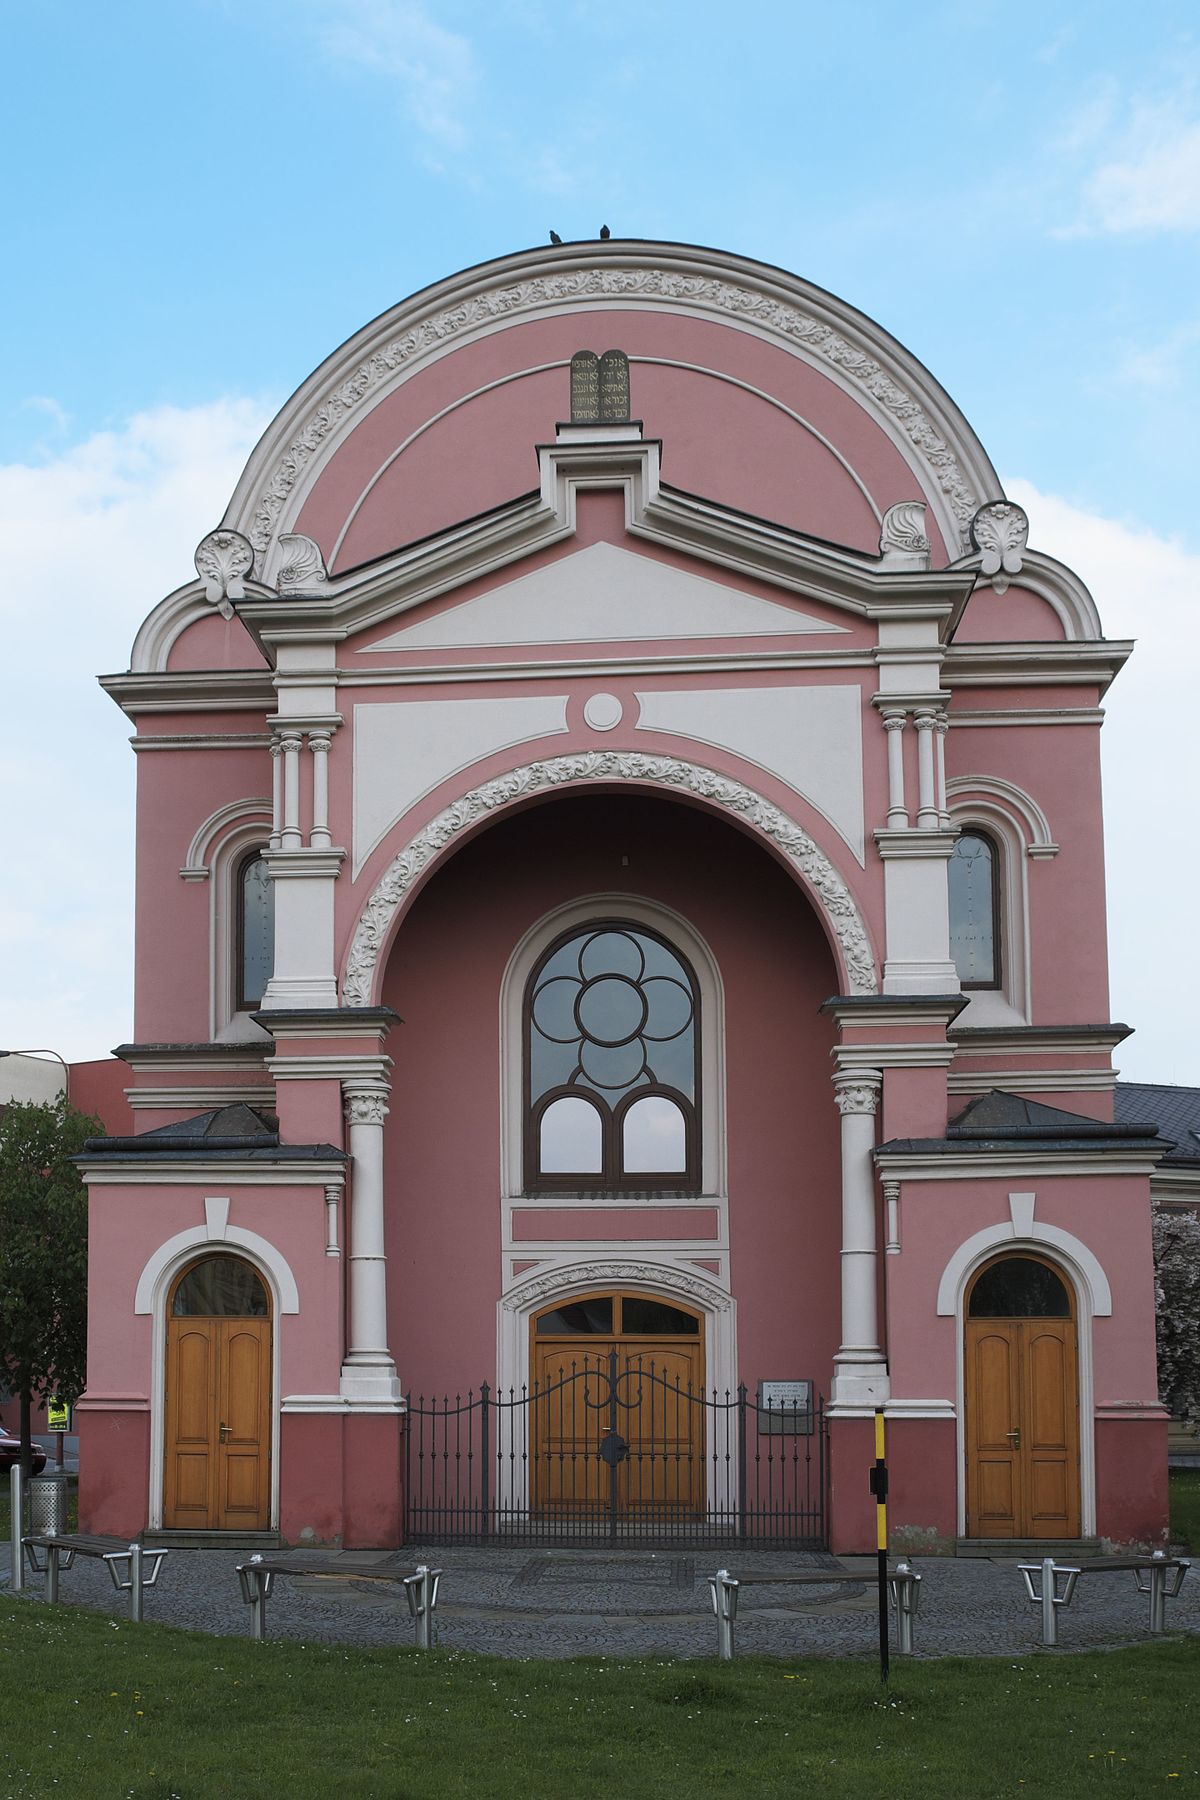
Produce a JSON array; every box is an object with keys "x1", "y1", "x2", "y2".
[
  {"x1": 1019, "y1": 1551, "x2": 1191, "y2": 1646},
  {"x1": 708, "y1": 1562, "x2": 922, "y2": 1660},
  {"x1": 235, "y1": 1554, "x2": 443, "y2": 1646},
  {"x1": 22, "y1": 1533, "x2": 169, "y2": 1622}
]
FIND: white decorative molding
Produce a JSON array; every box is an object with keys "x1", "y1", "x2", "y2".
[
  {"x1": 352, "y1": 695, "x2": 570, "y2": 877},
  {"x1": 970, "y1": 501, "x2": 1029, "y2": 595},
  {"x1": 227, "y1": 250, "x2": 998, "y2": 564},
  {"x1": 203, "y1": 1195, "x2": 231, "y2": 1240},
  {"x1": 583, "y1": 692, "x2": 623, "y2": 731},
  {"x1": 635, "y1": 684, "x2": 865, "y2": 864},
  {"x1": 194, "y1": 528, "x2": 254, "y2": 614},
  {"x1": 180, "y1": 796, "x2": 272, "y2": 880},
  {"x1": 832, "y1": 1074, "x2": 882, "y2": 1117},
  {"x1": 945, "y1": 775, "x2": 1058, "y2": 859},
  {"x1": 362, "y1": 540, "x2": 847, "y2": 653},
  {"x1": 502, "y1": 1258, "x2": 733, "y2": 1313},
  {"x1": 275, "y1": 533, "x2": 331, "y2": 592},
  {"x1": 878, "y1": 501, "x2": 931, "y2": 570},
  {"x1": 935, "y1": 1207, "x2": 1112, "y2": 1317},
  {"x1": 342, "y1": 752, "x2": 878, "y2": 1005},
  {"x1": 344, "y1": 1089, "x2": 389, "y2": 1127},
  {"x1": 134, "y1": 1222, "x2": 301, "y2": 1315}
]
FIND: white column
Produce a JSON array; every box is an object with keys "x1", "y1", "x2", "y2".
[
  {"x1": 309, "y1": 733, "x2": 332, "y2": 850},
  {"x1": 884, "y1": 1179, "x2": 901, "y2": 1256},
  {"x1": 830, "y1": 1070, "x2": 889, "y2": 1410},
  {"x1": 914, "y1": 711, "x2": 938, "y2": 828},
  {"x1": 280, "y1": 733, "x2": 303, "y2": 851},
  {"x1": 269, "y1": 739, "x2": 283, "y2": 850},
  {"x1": 934, "y1": 713, "x2": 950, "y2": 827},
  {"x1": 340, "y1": 1084, "x2": 402, "y2": 1405},
  {"x1": 324, "y1": 1181, "x2": 341, "y2": 1257},
  {"x1": 882, "y1": 711, "x2": 908, "y2": 828}
]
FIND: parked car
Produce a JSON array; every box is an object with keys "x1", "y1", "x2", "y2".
[{"x1": 0, "y1": 1434, "x2": 47, "y2": 1474}]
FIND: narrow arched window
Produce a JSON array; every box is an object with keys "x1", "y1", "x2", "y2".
[
  {"x1": 949, "y1": 831, "x2": 1000, "y2": 989},
  {"x1": 525, "y1": 922, "x2": 699, "y2": 1191},
  {"x1": 237, "y1": 852, "x2": 274, "y2": 1010}
]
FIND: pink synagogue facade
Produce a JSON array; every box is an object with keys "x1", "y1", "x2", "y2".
[{"x1": 77, "y1": 240, "x2": 1168, "y2": 1555}]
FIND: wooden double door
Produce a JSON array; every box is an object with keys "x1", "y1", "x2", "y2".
[
  {"x1": 163, "y1": 1256, "x2": 272, "y2": 1532},
  {"x1": 964, "y1": 1255, "x2": 1081, "y2": 1540},
  {"x1": 532, "y1": 1292, "x2": 705, "y2": 1518}
]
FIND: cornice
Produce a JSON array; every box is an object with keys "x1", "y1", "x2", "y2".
[
  {"x1": 101, "y1": 670, "x2": 276, "y2": 720},
  {"x1": 220, "y1": 240, "x2": 1003, "y2": 569},
  {"x1": 874, "y1": 1147, "x2": 1163, "y2": 1179},
  {"x1": 942, "y1": 641, "x2": 1132, "y2": 694},
  {"x1": 950, "y1": 1024, "x2": 1132, "y2": 1055},
  {"x1": 77, "y1": 1157, "x2": 347, "y2": 1185}
]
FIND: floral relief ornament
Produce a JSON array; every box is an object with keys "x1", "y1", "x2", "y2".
[
  {"x1": 248, "y1": 267, "x2": 981, "y2": 557},
  {"x1": 342, "y1": 752, "x2": 878, "y2": 1007},
  {"x1": 970, "y1": 500, "x2": 1029, "y2": 595},
  {"x1": 194, "y1": 528, "x2": 255, "y2": 617}
]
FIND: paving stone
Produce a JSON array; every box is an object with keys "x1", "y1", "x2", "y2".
[{"x1": 3, "y1": 1543, "x2": 1197, "y2": 1660}]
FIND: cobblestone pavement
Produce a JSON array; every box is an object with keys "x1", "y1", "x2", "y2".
[{"x1": 3, "y1": 1543, "x2": 1198, "y2": 1660}]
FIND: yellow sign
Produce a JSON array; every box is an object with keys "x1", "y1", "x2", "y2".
[{"x1": 47, "y1": 1399, "x2": 70, "y2": 1432}]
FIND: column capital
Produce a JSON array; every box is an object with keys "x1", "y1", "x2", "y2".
[
  {"x1": 344, "y1": 1086, "x2": 389, "y2": 1127},
  {"x1": 832, "y1": 1069, "x2": 882, "y2": 1116}
]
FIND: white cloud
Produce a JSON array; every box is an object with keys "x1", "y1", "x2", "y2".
[
  {"x1": 0, "y1": 398, "x2": 274, "y2": 1064},
  {"x1": 1115, "y1": 318, "x2": 1200, "y2": 388},
  {"x1": 1058, "y1": 101, "x2": 1200, "y2": 236},
  {"x1": 313, "y1": 0, "x2": 477, "y2": 150},
  {"x1": 1005, "y1": 478, "x2": 1200, "y2": 1084}
]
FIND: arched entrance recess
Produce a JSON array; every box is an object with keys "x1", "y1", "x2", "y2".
[
  {"x1": 963, "y1": 1253, "x2": 1081, "y2": 1540},
  {"x1": 342, "y1": 752, "x2": 878, "y2": 1006},
  {"x1": 162, "y1": 1254, "x2": 272, "y2": 1533}
]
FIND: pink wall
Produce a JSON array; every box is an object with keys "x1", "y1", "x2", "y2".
[
  {"x1": 70, "y1": 1058, "x2": 134, "y2": 1135},
  {"x1": 379, "y1": 791, "x2": 841, "y2": 1405}
]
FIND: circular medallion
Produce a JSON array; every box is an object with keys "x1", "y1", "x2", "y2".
[{"x1": 583, "y1": 692, "x2": 623, "y2": 732}]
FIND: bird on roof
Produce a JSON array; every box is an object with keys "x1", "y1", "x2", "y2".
[
  {"x1": 599, "y1": 224, "x2": 610, "y2": 239},
  {"x1": 549, "y1": 230, "x2": 563, "y2": 244}
]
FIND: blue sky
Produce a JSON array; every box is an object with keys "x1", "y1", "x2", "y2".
[{"x1": 3, "y1": 1, "x2": 1199, "y2": 1078}]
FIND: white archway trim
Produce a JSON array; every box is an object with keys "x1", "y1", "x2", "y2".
[
  {"x1": 945, "y1": 776, "x2": 1058, "y2": 859},
  {"x1": 182, "y1": 796, "x2": 272, "y2": 879},
  {"x1": 134, "y1": 1221, "x2": 301, "y2": 1315},
  {"x1": 343, "y1": 751, "x2": 877, "y2": 1005},
  {"x1": 497, "y1": 1256, "x2": 737, "y2": 1463},
  {"x1": 500, "y1": 893, "x2": 727, "y2": 1200},
  {"x1": 936, "y1": 1207, "x2": 1112, "y2": 1317},
  {"x1": 225, "y1": 245, "x2": 1000, "y2": 566}
]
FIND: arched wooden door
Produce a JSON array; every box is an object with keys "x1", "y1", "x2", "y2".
[
  {"x1": 531, "y1": 1292, "x2": 705, "y2": 1520},
  {"x1": 964, "y1": 1254, "x2": 1081, "y2": 1540},
  {"x1": 163, "y1": 1255, "x2": 272, "y2": 1532}
]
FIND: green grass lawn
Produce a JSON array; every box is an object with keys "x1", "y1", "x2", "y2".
[{"x1": 1, "y1": 1599, "x2": 1197, "y2": 1800}]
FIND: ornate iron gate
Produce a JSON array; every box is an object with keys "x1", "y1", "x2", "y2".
[{"x1": 405, "y1": 1352, "x2": 826, "y2": 1547}]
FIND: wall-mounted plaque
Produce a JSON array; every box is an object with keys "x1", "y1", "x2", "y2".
[
  {"x1": 757, "y1": 1378, "x2": 814, "y2": 1435},
  {"x1": 570, "y1": 350, "x2": 600, "y2": 423},
  {"x1": 598, "y1": 349, "x2": 630, "y2": 423}
]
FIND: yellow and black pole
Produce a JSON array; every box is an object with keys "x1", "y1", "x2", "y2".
[{"x1": 868, "y1": 1406, "x2": 889, "y2": 1681}]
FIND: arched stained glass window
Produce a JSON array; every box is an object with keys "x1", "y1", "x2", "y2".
[
  {"x1": 949, "y1": 831, "x2": 999, "y2": 989},
  {"x1": 172, "y1": 1255, "x2": 270, "y2": 1317},
  {"x1": 238, "y1": 852, "x2": 274, "y2": 1010},
  {"x1": 967, "y1": 1255, "x2": 1071, "y2": 1319},
  {"x1": 525, "y1": 922, "x2": 699, "y2": 1190}
]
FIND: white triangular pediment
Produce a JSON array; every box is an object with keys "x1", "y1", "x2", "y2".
[{"x1": 362, "y1": 541, "x2": 848, "y2": 652}]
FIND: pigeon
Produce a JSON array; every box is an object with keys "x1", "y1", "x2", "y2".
[
  {"x1": 549, "y1": 230, "x2": 563, "y2": 245},
  {"x1": 599, "y1": 224, "x2": 610, "y2": 239}
]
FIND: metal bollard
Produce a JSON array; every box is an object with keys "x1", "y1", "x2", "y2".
[
  {"x1": 1019, "y1": 1558, "x2": 1079, "y2": 1647},
  {"x1": 403, "y1": 1564, "x2": 443, "y2": 1650},
  {"x1": 128, "y1": 1543, "x2": 143, "y2": 1623},
  {"x1": 1134, "y1": 1550, "x2": 1190, "y2": 1634},
  {"x1": 708, "y1": 1569, "x2": 739, "y2": 1661},
  {"x1": 9, "y1": 1464, "x2": 23, "y2": 1595},
  {"x1": 237, "y1": 1554, "x2": 273, "y2": 1641},
  {"x1": 45, "y1": 1536, "x2": 61, "y2": 1605},
  {"x1": 887, "y1": 1561, "x2": 922, "y2": 1655}
]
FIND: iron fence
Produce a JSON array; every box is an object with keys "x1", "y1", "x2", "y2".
[{"x1": 405, "y1": 1353, "x2": 826, "y2": 1547}]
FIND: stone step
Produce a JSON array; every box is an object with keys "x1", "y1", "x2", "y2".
[
  {"x1": 141, "y1": 1530, "x2": 283, "y2": 1550},
  {"x1": 956, "y1": 1537, "x2": 1100, "y2": 1559}
]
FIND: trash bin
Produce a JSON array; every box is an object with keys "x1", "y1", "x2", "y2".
[{"x1": 28, "y1": 1472, "x2": 72, "y2": 1535}]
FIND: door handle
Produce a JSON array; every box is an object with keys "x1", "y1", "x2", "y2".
[
  {"x1": 1006, "y1": 1427, "x2": 1021, "y2": 1449},
  {"x1": 219, "y1": 1421, "x2": 232, "y2": 1443}
]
